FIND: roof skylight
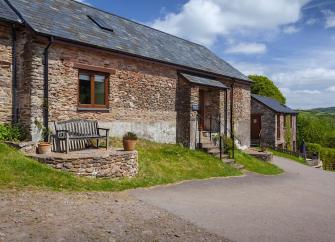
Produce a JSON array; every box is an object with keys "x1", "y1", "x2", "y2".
[{"x1": 88, "y1": 15, "x2": 113, "y2": 32}]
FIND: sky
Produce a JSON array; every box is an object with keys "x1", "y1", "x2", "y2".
[{"x1": 77, "y1": 0, "x2": 335, "y2": 109}]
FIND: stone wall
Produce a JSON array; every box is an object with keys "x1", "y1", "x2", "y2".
[
  {"x1": 275, "y1": 114, "x2": 297, "y2": 150},
  {"x1": 10, "y1": 33, "x2": 251, "y2": 148},
  {"x1": 251, "y1": 98, "x2": 297, "y2": 150},
  {"x1": 0, "y1": 23, "x2": 13, "y2": 123},
  {"x1": 251, "y1": 98, "x2": 276, "y2": 147},
  {"x1": 39, "y1": 41, "x2": 178, "y2": 142},
  {"x1": 30, "y1": 149, "x2": 138, "y2": 178},
  {"x1": 233, "y1": 82, "x2": 251, "y2": 147}
]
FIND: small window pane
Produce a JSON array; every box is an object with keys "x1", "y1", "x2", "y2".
[
  {"x1": 79, "y1": 73, "x2": 91, "y2": 104},
  {"x1": 95, "y1": 75, "x2": 105, "y2": 105},
  {"x1": 79, "y1": 73, "x2": 90, "y2": 81}
]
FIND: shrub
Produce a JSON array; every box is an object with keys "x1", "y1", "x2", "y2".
[
  {"x1": 123, "y1": 132, "x2": 138, "y2": 140},
  {"x1": 307, "y1": 143, "x2": 335, "y2": 171},
  {"x1": 0, "y1": 123, "x2": 27, "y2": 142},
  {"x1": 223, "y1": 137, "x2": 233, "y2": 157}
]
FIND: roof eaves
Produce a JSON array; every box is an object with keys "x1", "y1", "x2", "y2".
[{"x1": 32, "y1": 30, "x2": 251, "y2": 83}]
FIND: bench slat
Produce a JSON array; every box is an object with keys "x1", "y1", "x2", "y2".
[{"x1": 53, "y1": 119, "x2": 109, "y2": 153}]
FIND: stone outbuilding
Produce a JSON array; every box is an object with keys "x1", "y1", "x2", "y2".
[
  {"x1": 0, "y1": 0, "x2": 252, "y2": 149},
  {"x1": 251, "y1": 94, "x2": 298, "y2": 150}
]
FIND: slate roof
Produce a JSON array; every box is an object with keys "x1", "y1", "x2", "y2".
[
  {"x1": 180, "y1": 73, "x2": 228, "y2": 89},
  {"x1": 252, "y1": 94, "x2": 297, "y2": 114},
  {"x1": 0, "y1": 0, "x2": 22, "y2": 23},
  {"x1": 5, "y1": 0, "x2": 250, "y2": 82}
]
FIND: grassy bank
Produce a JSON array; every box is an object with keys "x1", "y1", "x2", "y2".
[
  {"x1": 0, "y1": 140, "x2": 241, "y2": 191},
  {"x1": 235, "y1": 150, "x2": 283, "y2": 175},
  {"x1": 268, "y1": 149, "x2": 307, "y2": 165}
]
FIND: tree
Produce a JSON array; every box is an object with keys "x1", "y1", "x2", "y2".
[{"x1": 248, "y1": 75, "x2": 286, "y2": 104}]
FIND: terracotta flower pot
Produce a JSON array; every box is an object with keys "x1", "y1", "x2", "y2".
[
  {"x1": 38, "y1": 142, "x2": 51, "y2": 154},
  {"x1": 123, "y1": 139, "x2": 137, "y2": 151}
]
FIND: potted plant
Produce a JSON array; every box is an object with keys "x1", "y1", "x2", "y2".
[
  {"x1": 34, "y1": 119, "x2": 52, "y2": 154},
  {"x1": 123, "y1": 132, "x2": 138, "y2": 151},
  {"x1": 260, "y1": 145, "x2": 267, "y2": 152}
]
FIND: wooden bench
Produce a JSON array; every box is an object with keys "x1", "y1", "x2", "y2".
[{"x1": 52, "y1": 119, "x2": 109, "y2": 153}]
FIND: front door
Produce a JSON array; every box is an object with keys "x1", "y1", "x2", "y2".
[{"x1": 251, "y1": 114, "x2": 262, "y2": 140}]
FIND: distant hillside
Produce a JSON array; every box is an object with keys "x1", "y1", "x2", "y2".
[{"x1": 305, "y1": 107, "x2": 335, "y2": 114}]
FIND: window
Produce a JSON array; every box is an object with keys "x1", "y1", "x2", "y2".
[
  {"x1": 78, "y1": 70, "x2": 108, "y2": 108},
  {"x1": 277, "y1": 114, "x2": 281, "y2": 140}
]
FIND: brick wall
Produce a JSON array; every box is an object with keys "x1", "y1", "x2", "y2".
[{"x1": 0, "y1": 23, "x2": 13, "y2": 123}]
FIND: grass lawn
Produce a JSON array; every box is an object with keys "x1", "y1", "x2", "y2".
[
  {"x1": 235, "y1": 150, "x2": 284, "y2": 175},
  {"x1": 0, "y1": 140, "x2": 242, "y2": 191},
  {"x1": 268, "y1": 149, "x2": 307, "y2": 165}
]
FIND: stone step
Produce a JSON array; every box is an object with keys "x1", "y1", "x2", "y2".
[
  {"x1": 214, "y1": 153, "x2": 230, "y2": 159},
  {"x1": 223, "y1": 159, "x2": 235, "y2": 164},
  {"x1": 231, "y1": 163, "x2": 245, "y2": 170}
]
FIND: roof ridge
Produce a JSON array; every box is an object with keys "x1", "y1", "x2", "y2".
[{"x1": 68, "y1": 0, "x2": 205, "y2": 48}]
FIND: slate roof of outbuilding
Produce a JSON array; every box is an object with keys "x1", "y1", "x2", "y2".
[
  {"x1": 4, "y1": 0, "x2": 250, "y2": 82},
  {"x1": 180, "y1": 73, "x2": 229, "y2": 89},
  {"x1": 0, "y1": 0, "x2": 22, "y2": 23},
  {"x1": 252, "y1": 94, "x2": 298, "y2": 114}
]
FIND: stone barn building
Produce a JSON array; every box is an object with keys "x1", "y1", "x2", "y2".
[
  {"x1": 0, "y1": 0, "x2": 251, "y2": 149},
  {"x1": 251, "y1": 94, "x2": 297, "y2": 150}
]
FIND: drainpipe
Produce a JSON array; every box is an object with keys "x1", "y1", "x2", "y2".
[
  {"x1": 230, "y1": 81, "x2": 235, "y2": 159},
  {"x1": 43, "y1": 37, "x2": 54, "y2": 141},
  {"x1": 11, "y1": 24, "x2": 18, "y2": 123},
  {"x1": 224, "y1": 88, "x2": 228, "y2": 138}
]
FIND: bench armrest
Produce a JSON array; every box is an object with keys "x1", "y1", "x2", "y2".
[{"x1": 98, "y1": 128, "x2": 110, "y2": 136}]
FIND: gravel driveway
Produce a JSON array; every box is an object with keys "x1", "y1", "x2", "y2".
[
  {"x1": 0, "y1": 191, "x2": 227, "y2": 242},
  {"x1": 132, "y1": 156, "x2": 335, "y2": 242}
]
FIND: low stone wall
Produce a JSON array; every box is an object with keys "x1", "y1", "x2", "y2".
[{"x1": 28, "y1": 148, "x2": 138, "y2": 178}]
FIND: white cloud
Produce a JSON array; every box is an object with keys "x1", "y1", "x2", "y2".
[
  {"x1": 234, "y1": 48, "x2": 335, "y2": 109},
  {"x1": 322, "y1": 10, "x2": 335, "y2": 28},
  {"x1": 151, "y1": 0, "x2": 310, "y2": 46},
  {"x1": 283, "y1": 25, "x2": 300, "y2": 34},
  {"x1": 306, "y1": 18, "x2": 317, "y2": 25},
  {"x1": 293, "y1": 90, "x2": 321, "y2": 94},
  {"x1": 229, "y1": 61, "x2": 267, "y2": 75},
  {"x1": 326, "y1": 86, "x2": 335, "y2": 92},
  {"x1": 272, "y1": 68, "x2": 335, "y2": 88},
  {"x1": 74, "y1": 0, "x2": 91, "y2": 5},
  {"x1": 225, "y1": 42, "x2": 266, "y2": 55}
]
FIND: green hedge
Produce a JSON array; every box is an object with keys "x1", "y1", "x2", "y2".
[
  {"x1": 307, "y1": 143, "x2": 335, "y2": 171},
  {"x1": 0, "y1": 123, "x2": 27, "y2": 142}
]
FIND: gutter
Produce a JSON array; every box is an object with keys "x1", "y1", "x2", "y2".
[
  {"x1": 43, "y1": 37, "x2": 54, "y2": 141},
  {"x1": 11, "y1": 24, "x2": 18, "y2": 123}
]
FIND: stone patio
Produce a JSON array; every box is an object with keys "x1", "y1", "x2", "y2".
[
  {"x1": 27, "y1": 148, "x2": 138, "y2": 178},
  {"x1": 245, "y1": 148, "x2": 273, "y2": 162}
]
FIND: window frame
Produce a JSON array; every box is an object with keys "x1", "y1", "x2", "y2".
[
  {"x1": 277, "y1": 114, "x2": 281, "y2": 140},
  {"x1": 78, "y1": 69, "x2": 109, "y2": 109}
]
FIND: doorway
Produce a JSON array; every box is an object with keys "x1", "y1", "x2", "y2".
[{"x1": 251, "y1": 114, "x2": 262, "y2": 144}]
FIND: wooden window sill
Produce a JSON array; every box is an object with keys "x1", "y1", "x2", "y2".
[{"x1": 77, "y1": 107, "x2": 110, "y2": 112}]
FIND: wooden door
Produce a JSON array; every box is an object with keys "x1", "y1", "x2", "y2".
[{"x1": 251, "y1": 114, "x2": 262, "y2": 140}]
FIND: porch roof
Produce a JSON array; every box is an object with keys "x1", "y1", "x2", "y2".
[
  {"x1": 180, "y1": 73, "x2": 229, "y2": 89},
  {"x1": 252, "y1": 94, "x2": 298, "y2": 114}
]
